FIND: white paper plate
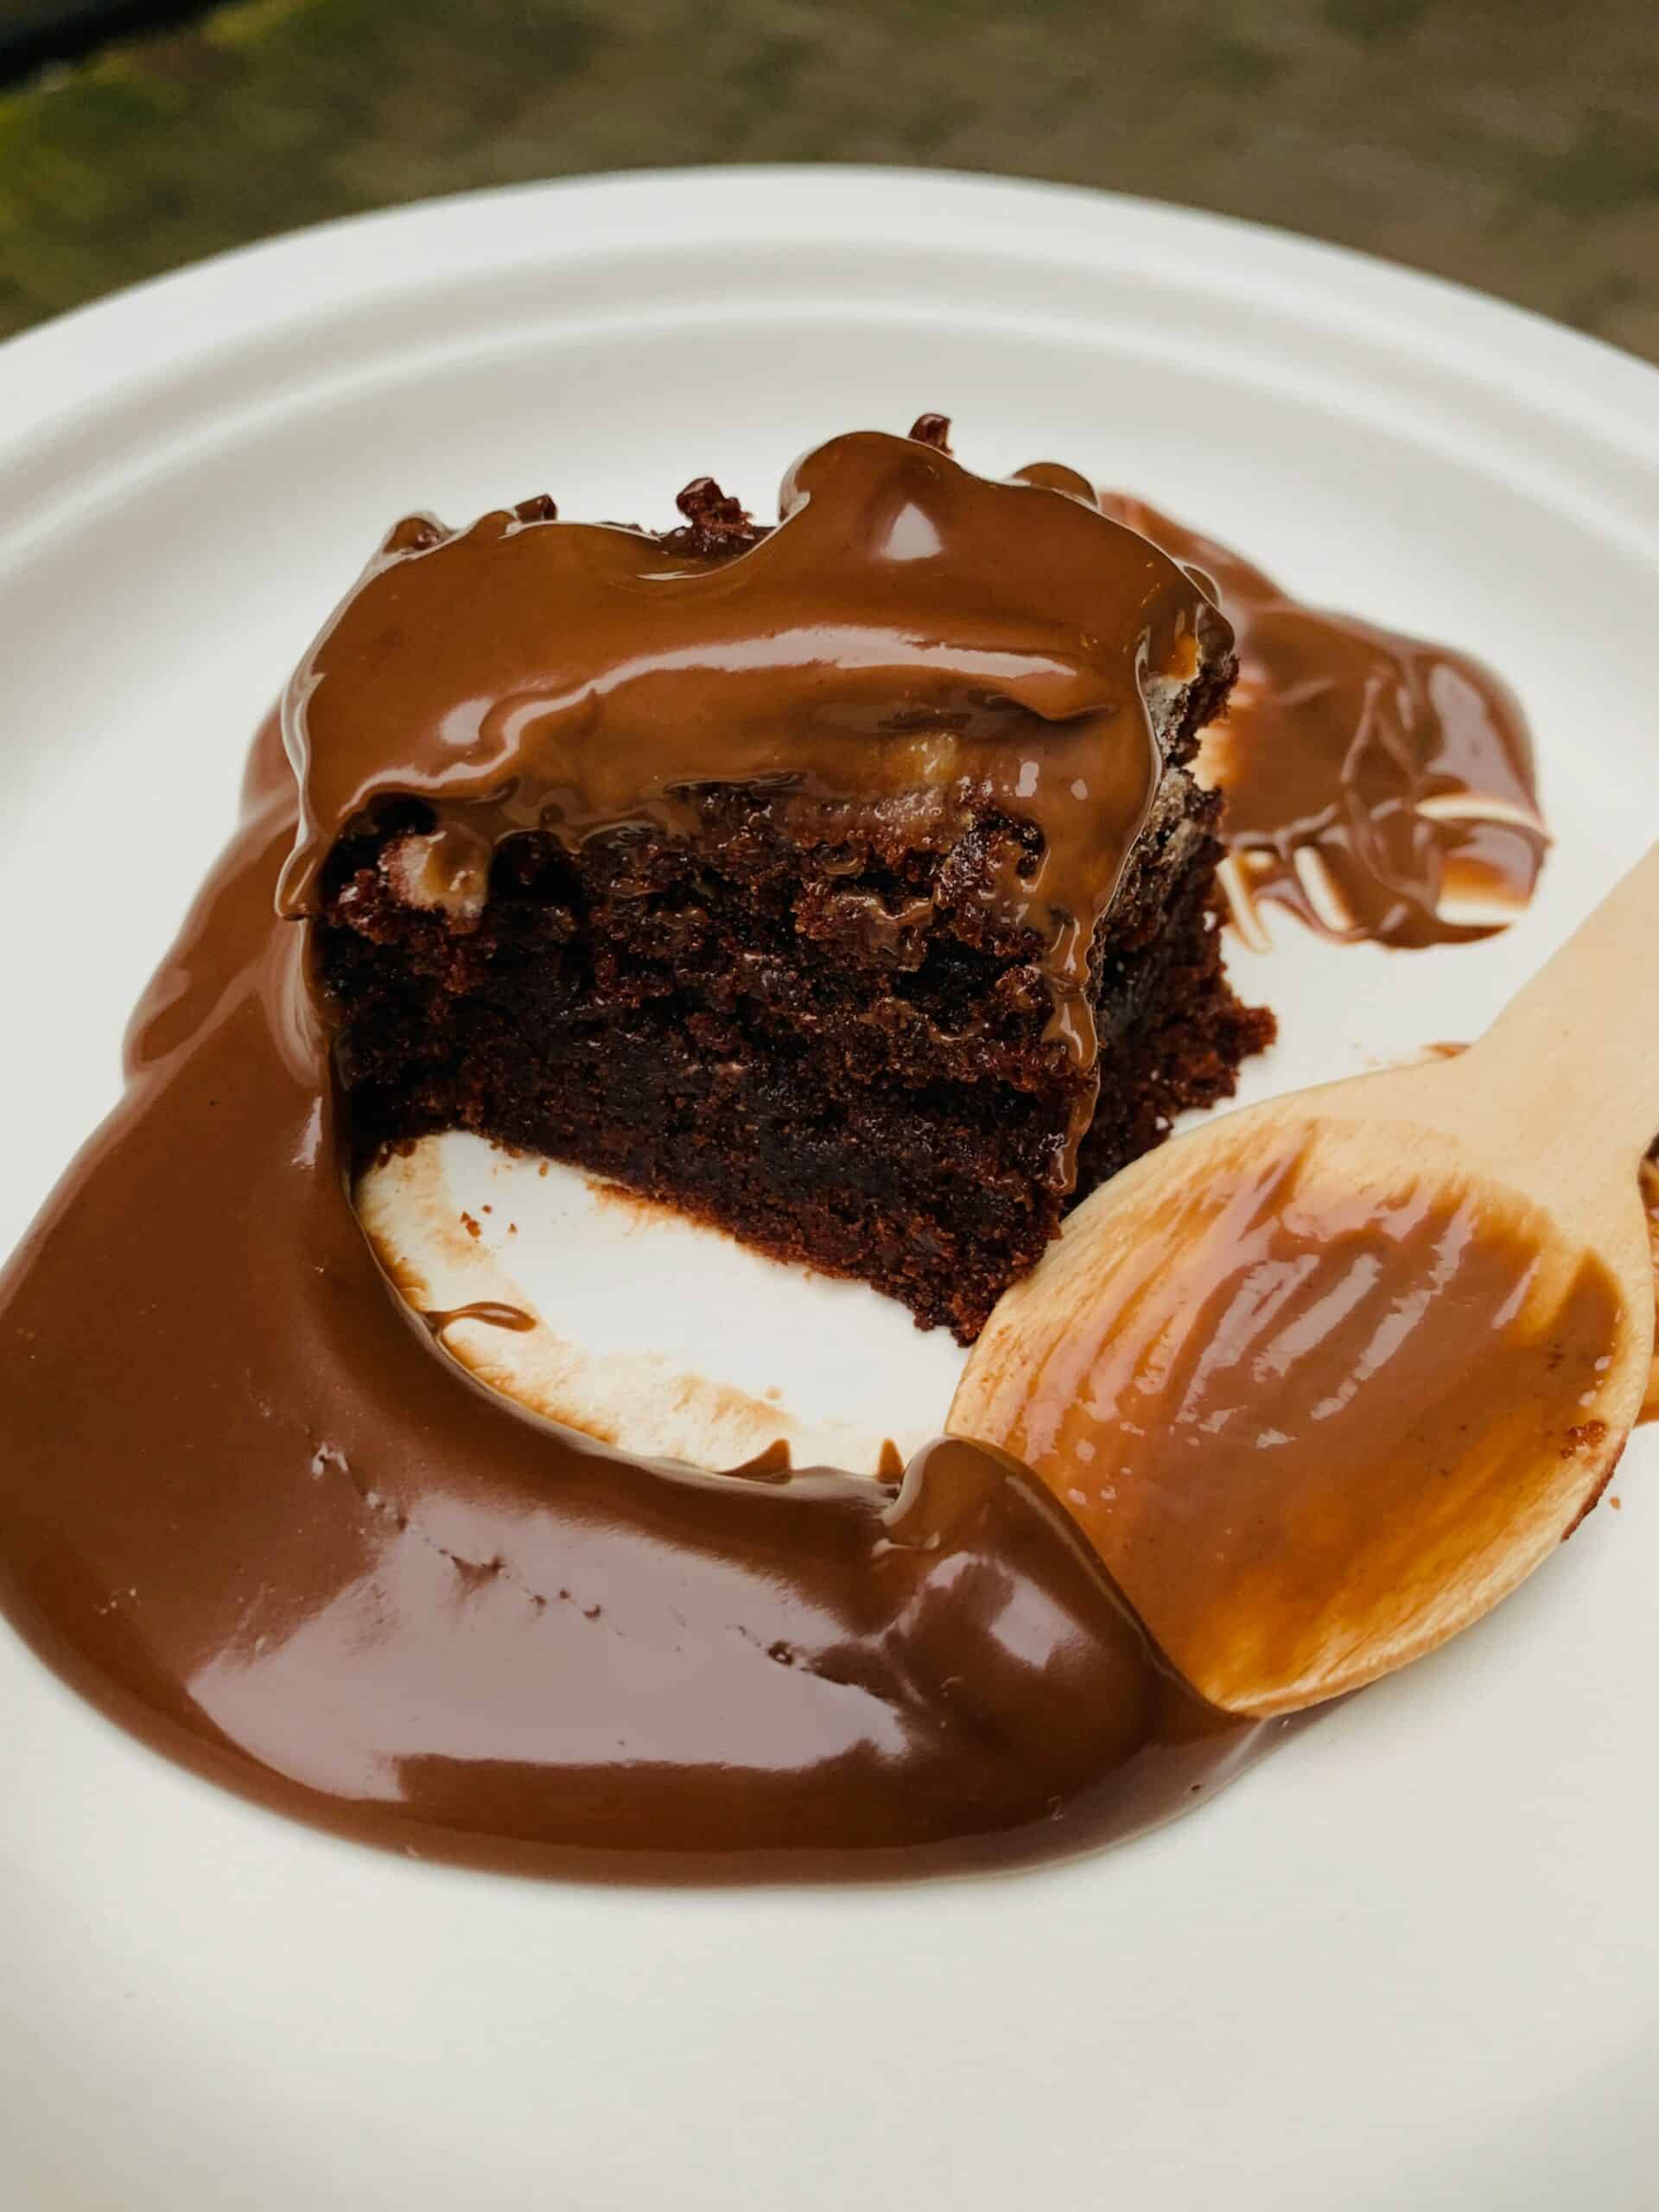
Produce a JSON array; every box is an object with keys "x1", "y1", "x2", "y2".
[{"x1": 2, "y1": 169, "x2": 1656, "y2": 2212}]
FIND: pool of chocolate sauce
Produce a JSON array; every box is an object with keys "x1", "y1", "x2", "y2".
[
  {"x1": 0, "y1": 723, "x2": 1288, "y2": 1881},
  {"x1": 0, "y1": 457, "x2": 1557, "y2": 1880},
  {"x1": 1099, "y1": 490, "x2": 1548, "y2": 947}
]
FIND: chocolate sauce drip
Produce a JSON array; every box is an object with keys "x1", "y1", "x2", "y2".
[
  {"x1": 422, "y1": 1301, "x2": 537, "y2": 1338},
  {"x1": 278, "y1": 431, "x2": 1230, "y2": 1070},
  {"x1": 1092, "y1": 493, "x2": 1548, "y2": 948},
  {"x1": 0, "y1": 721, "x2": 1277, "y2": 1881}
]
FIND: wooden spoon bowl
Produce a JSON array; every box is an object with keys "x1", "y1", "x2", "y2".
[{"x1": 952, "y1": 844, "x2": 1659, "y2": 1717}]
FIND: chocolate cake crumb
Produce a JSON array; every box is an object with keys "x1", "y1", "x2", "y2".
[
  {"x1": 908, "y1": 412, "x2": 953, "y2": 452},
  {"x1": 315, "y1": 435, "x2": 1273, "y2": 1341},
  {"x1": 671, "y1": 475, "x2": 757, "y2": 556},
  {"x1": 321, "y1": 753, "x2": 1268, "y2": 1341},
  {"x1": 382, "y1": 513, "x2": 448, "y2": 555}
]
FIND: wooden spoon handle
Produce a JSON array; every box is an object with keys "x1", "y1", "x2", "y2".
[{"x1": 1456, "y1": 839, "x2": 1659, "y2": 1185}]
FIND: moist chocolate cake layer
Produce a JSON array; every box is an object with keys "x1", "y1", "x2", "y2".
[{"x1": 306, "y1": 423, "x2": 1270, "y2": 1337}]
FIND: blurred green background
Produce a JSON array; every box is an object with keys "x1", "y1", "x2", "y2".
[{"x1": 2, "y1": 0, "x2": 1656, "y2": 359}]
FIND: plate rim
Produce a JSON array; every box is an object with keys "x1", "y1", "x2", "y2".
[{"x1": 2, "y1": 163, "x2": 1656, "y2": 465}]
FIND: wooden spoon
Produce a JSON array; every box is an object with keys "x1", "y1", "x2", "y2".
[{"x1": 951, "y1": 842, "x2": 1659, "y2": 1718}]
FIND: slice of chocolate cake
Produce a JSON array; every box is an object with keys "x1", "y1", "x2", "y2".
[{"x1": 284, "y1": 420, "x2": 1271, "y2": 1341}]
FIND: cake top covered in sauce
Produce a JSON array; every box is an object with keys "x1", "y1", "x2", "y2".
[{"x1": 278, "y1": 426, "x2": 1233, "y2": 1062}]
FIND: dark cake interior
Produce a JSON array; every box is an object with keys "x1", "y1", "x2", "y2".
[{"x1": 300, "y1": 422, "x2": 1272, "y2": 1342}]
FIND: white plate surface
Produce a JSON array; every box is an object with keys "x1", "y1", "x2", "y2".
[{"x1": 2, "y1": 168, "x2": 1656, "y2": 2211}]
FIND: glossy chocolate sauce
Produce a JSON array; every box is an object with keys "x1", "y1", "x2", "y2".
[
  {"x1": 961, "y1": 1117, "x2": 1623, "y2": 1716},
  {"x1": 0, "y1": 427, "x2": 1565, "y2": 1878},
  {"x1": 1012, "y1": 462, "x2": 1548, "y2": 948},
  {"x1": 1097, "y1": 492, "x2": 1548, "y2": 948},
  {"x1": 0, "y1": 719, "x2": 1282, "y2": 1883},
  {"x1": 280, "y1": 430, "x2": 1231, "y2": 1069}
]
